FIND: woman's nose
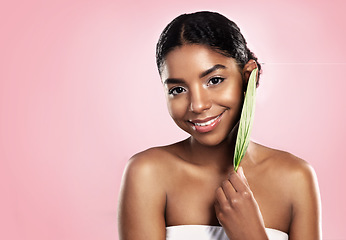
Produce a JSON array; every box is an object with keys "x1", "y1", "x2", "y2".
[{"x1": 189, "y1": 86, "x2": 211, "y2": 113}]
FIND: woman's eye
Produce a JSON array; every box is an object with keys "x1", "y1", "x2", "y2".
[
  {"x1": 208, "y1": 77, "x2": 224, "y2": 86},
  {"x1": 169, "y1": 86, "x2": 186, "y2": 96}
]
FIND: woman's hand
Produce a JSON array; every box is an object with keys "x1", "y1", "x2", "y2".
[{"x1": 214, "y1": 167, "x2": 268, "y2": 240}]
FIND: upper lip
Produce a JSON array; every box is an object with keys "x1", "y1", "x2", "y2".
[{"x1": 189, "y1": 111, "x2": 224, "y2": 124}]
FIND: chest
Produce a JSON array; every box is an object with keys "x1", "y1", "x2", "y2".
[{"x1": 165, "y1": 169, "x2": 291, "y2": 232}]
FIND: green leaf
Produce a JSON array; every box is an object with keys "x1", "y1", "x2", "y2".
[{"x1": 233, "y1": 68, "x2": 258, "y2": 172}]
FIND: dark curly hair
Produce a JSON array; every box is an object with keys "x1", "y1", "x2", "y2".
[{"x1": 156, "y1": 11, "x2": 261, "y2": 87}]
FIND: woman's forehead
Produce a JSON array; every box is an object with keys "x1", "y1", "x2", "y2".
[{"x1": 161, "y1": 45, "x2": 238, "y2": 79}]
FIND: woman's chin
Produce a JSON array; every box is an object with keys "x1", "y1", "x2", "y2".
[
  {"x1": 178, "y1": 124, "x2": 234, "y2": 147},
  {"x1": 189, "y1": 133, "x2": 230, "y2": 147}
]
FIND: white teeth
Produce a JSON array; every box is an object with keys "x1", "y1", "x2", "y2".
[{"x1": 194, "y1": 115, "x2": 219, "y2": 127}]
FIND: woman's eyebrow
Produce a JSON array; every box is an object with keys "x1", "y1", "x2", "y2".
[
  {"x1": 163, "y1": 78, "x2": 185, "y2": 85},
  {"x1": 163, "y1": 64, "x2": 227, "y2": 85},
  {"x1": 199, "y1": 64, "x2": 226, "y2": 78}
]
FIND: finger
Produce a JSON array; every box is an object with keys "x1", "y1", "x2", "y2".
[
  {"x1": 215, "y1": 186, "x2": 229, "y2": 207},
  {"x1": 214, "y1": 188, "x2": 227, "y2": 225},
  {"x1": 221, "y1": 179, "x2": 237, "y2": 201},
  {"x1": 228, "y1": 170, "x2": 249, "y2": 193},
  {"x1": 237, "y1": 167, "x2": 250, "y2": 188}
]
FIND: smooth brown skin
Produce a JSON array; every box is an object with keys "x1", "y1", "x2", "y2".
[{"x1": 118, "y1": 45, "x2": 321, "y2": 240}]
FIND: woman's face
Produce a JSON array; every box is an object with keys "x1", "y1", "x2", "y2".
[{"x1": 161, "y1": 44, "x2": 245, "y2": 146}]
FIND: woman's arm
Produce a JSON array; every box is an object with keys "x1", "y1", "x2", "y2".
[
  {"x1": 288, "y1": 163, "x2": 322, "y2": 240},
  {"x1": 118, "y1": 152, "x2": 167, "y2": 240}
]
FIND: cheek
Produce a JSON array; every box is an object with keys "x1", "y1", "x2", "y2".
[
  {"x1": 166, "y1": 97, "x2": 189, "y2": 120},
  {"x1": 215, "y1": 84, "x2": 243, "y2": 109}
]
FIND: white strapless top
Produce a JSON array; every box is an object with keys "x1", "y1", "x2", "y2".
[{"x1": 166, "y1": 225, "x2": 288, "y2": 240}]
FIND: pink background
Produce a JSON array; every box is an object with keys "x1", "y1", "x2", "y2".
[{"x1": 1, "y1": 0, "x2": 345, "y2": 239}]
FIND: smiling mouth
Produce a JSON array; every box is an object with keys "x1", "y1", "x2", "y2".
[
  {"x1": 188, "y1": 111, "x2": 225, "y2": 133},
  {"x1": 191, "y1": 113, "x2": 223, "y2": 126}
]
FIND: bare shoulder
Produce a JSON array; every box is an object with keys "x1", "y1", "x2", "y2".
[
  {"x1": 123, "y1": 145, "x2": 180, "y2": 182},
  {"x1": 249, "y1": 141, "x2": 320, "y2": 204},
  {"x1": 252, "y1": 142, "x2": 320, "y2": 212},
  {"x1": 252, "y1": 142, "x2": 317, "y2": 181},
  {"x1": 120, "y1": 146, "x2": 174, "y2": 194},
  {"x1": 120, "y1": 142, "x2": 186, "y2": 196},
  {"x1": 249, "y1": 142, "x2": 321, "y2": 239},
  {"x1": 118, "y1": 145, "x2": 181, "y2": 240}
]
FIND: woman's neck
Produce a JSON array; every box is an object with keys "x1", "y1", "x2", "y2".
[{"x1": 182, "y1": 134, "x2": 236, "y2": 172}]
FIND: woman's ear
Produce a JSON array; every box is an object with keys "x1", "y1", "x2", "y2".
[{"x1": 242, "y1": 60, "x2": 258, "y2": 85}]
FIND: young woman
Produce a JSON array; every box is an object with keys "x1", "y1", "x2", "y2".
[{"x1": 118, "y1": 11, "x2": 321, "y2": 240}]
